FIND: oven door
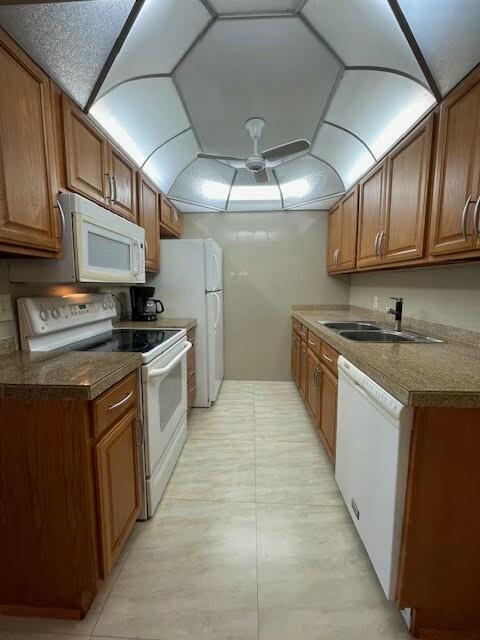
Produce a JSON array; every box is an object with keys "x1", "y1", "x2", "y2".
[
  {"x1": 141, "y1": 339, "x2": 191, "y2": 478},
  {"x1": 74, "y1": 212, "x2": 145, "y2": 283}
]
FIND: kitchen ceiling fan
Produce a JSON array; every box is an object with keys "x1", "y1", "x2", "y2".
[{"x1": 197, "y1": 117, "x2": 310, "y2": 183}]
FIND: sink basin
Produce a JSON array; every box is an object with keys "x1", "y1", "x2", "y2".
[
  {"x1": 321, "y1": 321, "x2": 380, "y2": 331},
  {"x1": 339, "y1": 330, "x2": 414, "y2": 342}
]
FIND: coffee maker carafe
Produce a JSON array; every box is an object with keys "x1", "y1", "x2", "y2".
[{"x1": 130, "y1": 286, "x2": 164, "y2": 321}]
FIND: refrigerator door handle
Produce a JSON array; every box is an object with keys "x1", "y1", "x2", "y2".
[
  {"x1": 213, "y1": 292, "x2": 221, "y2": 329},
  {"x1": 212, "y1": 253, "x2": 220, "y2": 291}
]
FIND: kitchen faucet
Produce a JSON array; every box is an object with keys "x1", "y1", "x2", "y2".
[{"x1": 386, "y1": 297, "x2": 403, "y2": 332}]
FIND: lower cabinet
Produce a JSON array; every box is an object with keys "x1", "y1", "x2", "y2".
[
  {"x1": 291, "y1": 318, "x2": 339, "y2": 464},
  {"x1": 0, "y1": 370, "x2": 140, "y2": 619}
]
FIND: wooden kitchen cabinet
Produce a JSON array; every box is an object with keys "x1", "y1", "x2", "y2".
[
  {"x1": 291, "y1": 330, "x2": 300, "y2": 387},
  {"x1": 137, "y1": 173, "x2": 160, "y2": 272},
  {"x1": 357, "y1": 161, "x2": 386, "y2": 268},
  {"x1": 62, "y1": 95, "x2": 109, "y2": 207},
  {"x1": 160, "y1": 195, "x2": 183, "y2": 238},
  {"x1": 95, "y1": 407, "x2": 140, "y2": 575},
  {"x1": 0, "y1": 371, "x2": 140, "y2": 619},
  {"x1": 382, "y1": 115, "x2": 433, "y2": 264},
  {"x1": 108, "y1": 144, "x2": 137, "y2": 222},
  {"x1": 429, "y1": 67, "x2": 480, "y2": 258},
  {"x1": 306, "y1": 348, "x2": 321, "y2": 424},
  {"x1": 319, "y1": 363, "x2": 337, "y2": 462},
  {"x1": 299, "y1": 339, "x2": 308, "y2": 399},
  {"x1": 0, "y1": 30, "x2": 61, "y2": 257},
  {"x1": 327, "y1": 187, "x2": 358, "y2": 273}
]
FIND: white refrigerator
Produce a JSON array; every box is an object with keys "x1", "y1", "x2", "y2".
[{"x1": 152, "y1": 239, "x2": 224, "y2": 407}]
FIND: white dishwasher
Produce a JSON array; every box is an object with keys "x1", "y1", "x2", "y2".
[{"x1": 335, "y1": 356, "x2": 413, "y2": 600}]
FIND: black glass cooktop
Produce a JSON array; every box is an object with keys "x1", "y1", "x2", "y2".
[{"x1": 69, "y1": 329, "x2": 180, "y2": 354}]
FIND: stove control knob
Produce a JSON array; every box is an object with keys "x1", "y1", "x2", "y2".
[
  {"x1": 52, "y1": 307, "x2": 61, "y2": 319},
  {"x1": 39, "y1": 309, "x2": 49, "y2": 321},
  {"x1": 102, "y1": 300, "x2": 109, "y2": 310}
]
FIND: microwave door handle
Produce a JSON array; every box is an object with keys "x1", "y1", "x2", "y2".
[
  {"x1": 132, "y1": 240, "x2": 142, "y2": 275},
  {"x1": 147, "y1": 342, "x2": 192, "y2": 380}
]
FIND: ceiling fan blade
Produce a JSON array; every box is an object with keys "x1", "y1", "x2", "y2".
[
  {"x1": 253, "y1": 168, "x2": 269, "y2": 184},
  {"x1": 262, "y1": 139, "x2": 310, "y2": 163},
  {"x1": 197, "y1": 152, "x2": 245, "y2": 169}
]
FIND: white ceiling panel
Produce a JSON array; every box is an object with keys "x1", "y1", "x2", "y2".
[
  {"x1": 326, "y1": 70, "x2": 436, "y2": 160},
  {"x1": 303, "y1": 0, "x2": 425, "y2": 83},
  {"x1": 276, "y1": 155, "x2": 344, "y2": 209},
  {"x1": 90, "y1": 78, "x2": 190, "y2": 166},
  {"x1": 99, "y1": 0, "x2": 211, "y2": 96},
  {"x1": 227, "y1": 169, "x2": 282, "y2": 211},
  {"x1": 312, "y1": 123, "x2": 375, "y2": 188},
  {"x1": 211, "y1": 0, "x2": 298, "y2": 14},
  {"x1": 0, "y1": 0, "x2": 134, "y2": 106},
  {"x1": 399, "y1": 0, "x2": 480, "y2": 95},
  {"x1": 175, "y1": 17, "x2": 341, "y2": 157},
  {"x1": 286, "y1": 194, "x2": 341, "y2": 210},
  {"x1": 143, "y1": 130, "x2": 199, "y2": 194},
  {"x1": 169, "y1": 159, "x2": 235, "y2": 209}
]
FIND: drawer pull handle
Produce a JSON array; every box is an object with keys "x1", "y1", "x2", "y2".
[
  {"x1": 322, "y1": 353, "x2": 334, "y2": 363},
  {"x1": 108, "y1": 391, "x2": 133, "y2": 411},
  {"x1": 308, "y1": 339, "x2": 316, "y2": 345},
  {"x1": 461, "y1": 194, "x2": 473, "y2": 241}
]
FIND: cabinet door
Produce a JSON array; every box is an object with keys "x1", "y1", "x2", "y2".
[
  {"x1": 137, "y1": 173, "x2": 159, "y2": 272},
  {"x1": 291, "y1": 331, "x2": 300, "y2": 387},
  {"x1": 0, "y1": 31, "x2": 60, "y2": 255},
  {"x1": 299, "y1": 340, "x2": 308, "y2": 399},
  {"x1": 160, "y1": 195, "x2": 182, "y2": 237},
  {"x1": 109, "y1": 144, "x2": 137, "y2": 223},
  {"x1": 382, "y1": 115, "x2": 433, "y2": 264},
  {"x1": 62, "y1": 95, "x2": 108, "y2": 206},
  {"x1": 306, "y1": 348, "x2": 321, "y2": 424},
  {"x1": 339, "y1": 187, "x2": 358, "y2": 270},
  {"x1": 327, "y1": 204, "x2": 342, "y2": 272},
  {"x1": 320, "y1": 364, "x2": 337, "y2": 462},
  {"x1": 357, "y1": 162, "x2": 386, "y2": 268},
  {"x1": 96, "y1": 408, "x2": 140, "y2": 576},
  {"x1": 429, "y1": 72, "x2": 480, "y2": 257}
]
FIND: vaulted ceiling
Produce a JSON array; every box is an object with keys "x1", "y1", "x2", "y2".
[{"x1": 1, "y1": 0, "x2": 479, "y2": 212}]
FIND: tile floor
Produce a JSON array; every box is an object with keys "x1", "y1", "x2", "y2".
[{"x1": 0, "y1": 380, "x2": 410, "y2": 640}]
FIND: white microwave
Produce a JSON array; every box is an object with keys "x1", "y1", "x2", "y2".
[{"x1": 9, "y1": 193, "x2": 145, "y2": 284}]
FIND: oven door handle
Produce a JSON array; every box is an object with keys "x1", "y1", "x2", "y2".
[{"x1": 146, "y1": 341, "x2": 192, "y2": 380}]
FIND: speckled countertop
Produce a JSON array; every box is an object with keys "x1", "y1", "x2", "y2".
[
  {"x1": 293, "y1": 308, "x2": 480, "y2": 408},
  {"x1": 0, "y1": 350, "x2": 142, "y2": 401},
  {"x1": 115, "y1": 317, "x2": 196, "y2": 331}
]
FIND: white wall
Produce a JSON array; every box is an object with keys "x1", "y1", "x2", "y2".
[
  {"x1": 349, "y1": 262, "x2": 480, "y2": 332},
  {"x1": 183, "y1": 211, "x2": 350, "y2": 380}
]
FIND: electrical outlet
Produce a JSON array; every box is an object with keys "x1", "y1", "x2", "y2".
[
  {"x1": 0, "y1": 294, "x2": 13, "y2": 322},
  {"x1": 373, "y1": 296, "x2": 379, "y2": 310}
]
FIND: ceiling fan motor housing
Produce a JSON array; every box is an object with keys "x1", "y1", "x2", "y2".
[{"x1": 246, "y1": 155, "x2": 266, "y2": 172}]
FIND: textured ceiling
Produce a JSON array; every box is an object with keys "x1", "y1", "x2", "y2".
[{"x1": 1, "y1": 0, "x2": 479, "y2": 212}]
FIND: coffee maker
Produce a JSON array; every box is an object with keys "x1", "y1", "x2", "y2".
[{"x1": 130, "y1": 286, "x2": 164, "y2": 321}]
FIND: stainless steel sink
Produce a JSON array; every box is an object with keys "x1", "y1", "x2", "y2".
[
  {"x1": 338, "y1": 330, "x2": 414, "y2": 342},
  {"x1": 321, "y1": 321, "x2": 381, "y2": 331}
]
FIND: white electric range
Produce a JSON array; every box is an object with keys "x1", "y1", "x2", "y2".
[{"x1": 17, "y1": 293, "x2": 192, "y2": 519}]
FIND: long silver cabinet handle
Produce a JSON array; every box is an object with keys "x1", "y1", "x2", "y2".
[
  {"x1": 378, "y1": 230, "x2": 385, "y2": 257},
  {"x1": 112, "y1": 175, "x2": 117, "y2": 204},
  {"x1": 108, "y1": 390, "x2": 133, "y2": 411},
  {"x1": 374, "y1": 232, "x2": 380, "y2": 257},
  {"x1": 473, "y1": 196, "x2": 480, "y2": 239},
  {"x1": 336, "y1": 248, "x2": 341, "y2": 265},
  {"x1": 461, "y1": 194, "x2": 473, "y2": 241},
  {"x1": 105, "y1": 173, "x2": 112, "y2": 200},
  {"x1": 56, "y1": 199, "x2": 66, "y2": 241}
]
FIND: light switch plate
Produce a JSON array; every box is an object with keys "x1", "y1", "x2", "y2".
[{"x1": 0, "y1": 294, "x2": 14, "y2": 322}]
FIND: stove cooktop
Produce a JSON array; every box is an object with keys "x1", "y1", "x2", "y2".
[{"x1": 68, "y1": 328, "x2": 181, "y2": 355}]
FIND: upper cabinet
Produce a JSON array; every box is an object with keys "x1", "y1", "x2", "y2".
[
  {"x1": 355, "y1": 114, "x2": 434, "y2": 270},
  {"x1": 62, "y1": 97, "x2": 137, "y2": 222},
  {"x1": 137, "y1": 173, "x2": 160, "y2": 272},
  {"x1": 429, "y1": 68, "x2": 480, "y2": 258},
  {"x1": 327, "y1": 186, "x2": 358, "y2": 274},
  {"x1": 160, "y1": 195, "x2": 183, "y2": 238},
  {"x1": 0, "y1": 30, "x2": 60, "y2": 257}
]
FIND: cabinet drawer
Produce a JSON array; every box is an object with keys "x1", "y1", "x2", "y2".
[
  {"x1": 307, "y1": 331, "x2": 322, "y2": 357},
  {"x1": 93, "y1": 372, "x2": 137, "y2": 440},
  {"x1": 299, "y1": 324, "x2": 308, "y2": 341},
  {"x1": 320, "y1": 342, "x2": 339, "y2": 376},
  {"x1": 292, "y1": 318, "x2": 302, "y2": 335},
  {"x1": 187, "y1": 374, "x2": 196, "y2": 412}
]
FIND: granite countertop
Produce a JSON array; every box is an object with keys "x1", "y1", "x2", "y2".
[
  {"x1": 115, "y1": 317, "x2": 197, "y2": 331},
  {"x1": 293, "y1": 308, "x2": 480, "y2": 408},
  {"x1": 0, "y1": 350, "x2": 142, "y2": 401}
]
